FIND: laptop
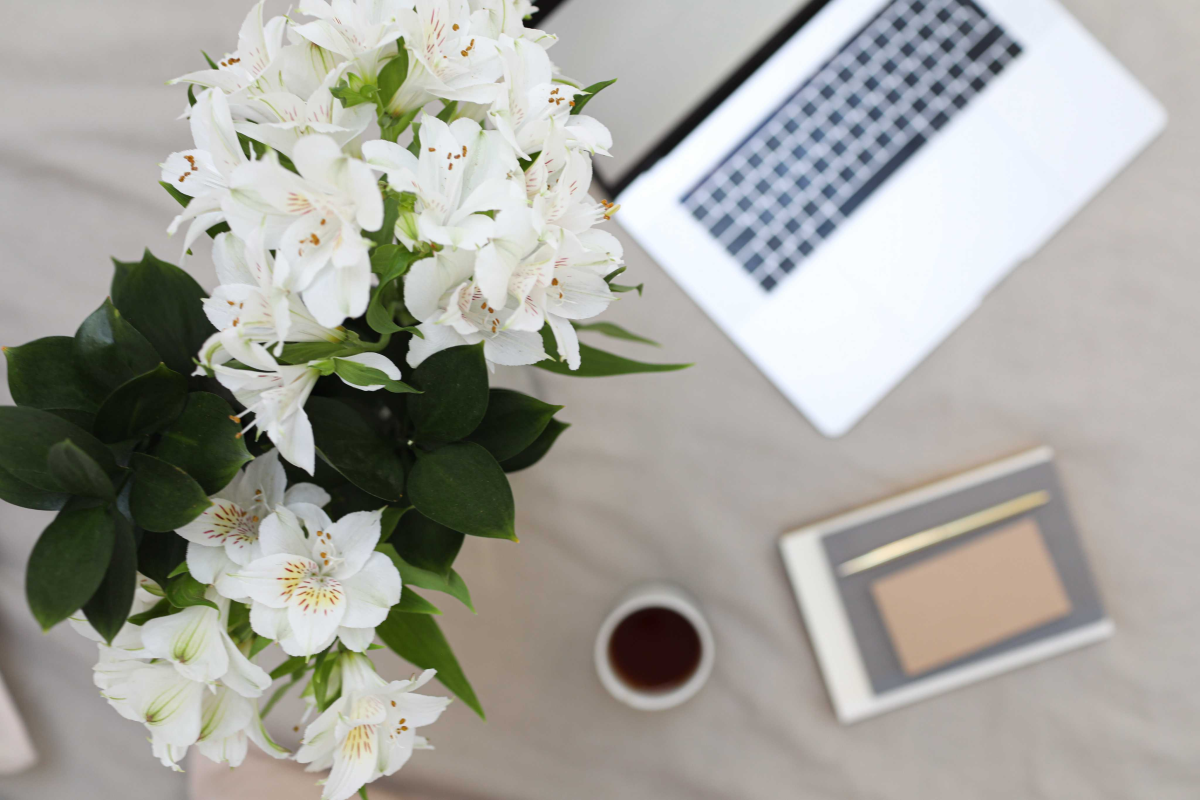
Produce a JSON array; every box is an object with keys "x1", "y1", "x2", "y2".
[{"x1": 539, "y1": 0, "x2": 1165, "y2": 436}]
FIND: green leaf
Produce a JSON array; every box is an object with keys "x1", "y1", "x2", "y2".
[
  {"x1": 73, "y1": 299, "x2": 161, "y2": 393},
  {"x1": 152, "y1": 392, "x2": 253, "y2": 495},
  {"x1": 47, "y1": 440, "x2": 115, "y2": 500},
  {"x1": 127, "y1": 598, "x2": 172, "y2": 627},
  {"x1": 378, "y1": 505, "x2": 409, "y2": 545},
  {"x1": 92, "y1": 364, "x2": 188, "y2": 444},
  {"x1": 389, "y1": 509, "x2": 463, "y2": 576},
  {"x1": 377, "y1": 46, "x2": 408, "y2": 107},
  {"x1": 332, "y1": 359, "x2": 420, "y2": 394},
  {"x1": 270, "y1": 656, "x2": 308, "y2": 681},
  {"x1": 4, "y1": 336, "x2": 102, "y2": 413},
  {"x1": 129, "y1": 453, "x2": 211, "y2": 532},
  {"x1": 535, "y1": 329, "x2": 691, "y2": 377},
  {"x1": 167, "y1": 561, "x2": 191, "y2": 579},
  {"x1": 407, "y1": 121, "x2": 422, "y2": 157},
  {"x1": 395, "y1": 587, "x2": 441, "y2": 615},
  {"x1": 276, "y1": 340, "x2": 354, "y2": 365},
  {"x1": 379, "y1": 544, "x2": 473, "y2": 612},
  {"x1": 570, "y1": 78, "x2": 617, "y2": 115},
  {"x1": 26, "y1": 506, "x2": 116, "y2": 631},
  {"x1": 82, "y1": 513, "x2": 138, "y2": 644},
  {"x1": 407, "y1": 344, "x2": 489, "y2": 442},
  {"x1": 248, "y1": 635, "x2": 273, "y2": 658},
  {"x1": 436, "y1": 100, "x2": 458, "y2": 122},
  {"x1": 367, "y1": 246, "x2": 423, "y2": 333},
  {"x1": 0, "y1": 406, "x2": 118, "y2": 493},
  {"x1": 0, "y1": 463, "x2": 69, "y2": 511},
  {"x1": 408, "y1": 442, "x2": 515, "y2": 540},
  {"x1": 603, "y1": 266, "x2": 643, "y2": 295},
  {"x1": 111, "y1": 250, "x2": 215, "y2": 376},
  {"x1": 135, "y1": 532, "x2": 188, "y2": 588},
  {"x1": 573, "y1": 321, "x2": 660, "y2": 347},
  {"x1": 467, "y1": 389, "x2": 562, "y2": 462},
  {"x1": 311, "y1": 651, "x2": 341, "y2": 711},
  {"x1": 201, "y1": 50, "x2": 218, "y2": 69},
  {"x1": 499, "y1": 418, "x2": 570, "y2": 473},
  {"x1": 377, "y1": 609, "x2": 484, "y2": 718},
  {"x1": 164, "y1": 572, "x2": 217, "y2": 610},
  {"x1": 365, "y1": 194, "x2": 401, "y2": 247},
  {"x1": 307, "y1": 397, "x2": 405, "y2": 502}
]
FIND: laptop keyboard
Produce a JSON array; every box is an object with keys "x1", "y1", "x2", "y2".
[{"x1": 682, "y1": 0, "x2": 1022, "y2": 291}]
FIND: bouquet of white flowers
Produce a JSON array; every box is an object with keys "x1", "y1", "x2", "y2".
[{"x1": 0, "y1": 2, "x2": 687, "y2": 797}]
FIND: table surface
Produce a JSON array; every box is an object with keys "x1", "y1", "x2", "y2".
[{"x1": 3, "y1": 1, "x2": 1199, "y2": 799}]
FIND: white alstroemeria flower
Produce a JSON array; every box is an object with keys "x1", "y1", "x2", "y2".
[
  {"x1": 235, "y1": 85, "x2": 375, "y2": 159},
  {"x1": 227, "y1": 135, "x2": 383, "y2": 327},
  {"x1": 469, "y1": 0, "x2": 554, "y2": 44},
  {"x1": 385, "y1": 0, "x2": 505, "y2": 116},
  {"x1": 161, "y1": 88, "x2": 247, "y2": 258},
  {"x1": 103, "y1": 660, "x2": 206, "y2": 750},
  {"x1": 237, "y1": 506, "x2": 401, "y2": 657},
  {"x1": 176, "y1": 448, "x2": 330, "y2": 599},
  {"x1": 209, "y1": 350, "x2": 403, "y2": 474},
  {"x1": 472, "y1": 194, "x2": 543, "y2": 308},
  {"x1": 363, "y1": 115, "x2": 519, "y2": 250},
  {"x1": 169, "y1": 2, "x2": 288, "y2": 98},
  {"x1": 487, "y1": 36, "x2": 611, "y2": 161},
  {"x1": 295, "y1": 654, "x2": 449, "y2": 800},
  {"x1": 532, "y1": 146, "x2": 608, "y2": 239},
  {"x1": 153, "y1": 685, "x2": 290, "y2": 771},
  {"x1": 213, "y1": 361, "x2": 321, "y2": 474},
  {"x1": 204, "y1": 231, "x2": 347, "y2": 358},
  {"x1": 537, "y1": 232, "x2": 617, "y2": 369},
  {"x1": 141, "y1": 591, "x2": 272, "y2": 697},
  {"x1": 293, "y1": 0, "x2": 410, "y2": 80},
  {"x1": 69, "y1": 582, "x2": 160, "y2": 650},
  {"x1": 404, "y1": 249, "x2": 547, "y2": 367}
]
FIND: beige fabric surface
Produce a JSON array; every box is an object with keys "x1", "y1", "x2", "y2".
[{"x1": 2, "y1": 1, "x2": 1199, "y2": 799}]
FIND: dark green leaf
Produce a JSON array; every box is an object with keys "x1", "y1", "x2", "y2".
[
  {"x1": 467, "y1": 389, "x2": 561, "y2": 462},
  {"x1": 152, "y1": 392, "x2": 253, "y2": 495},
  {"x1": 73, "y1": 299, "x2": 161, "y2": 392},
  {"x1": 408, "y1": 442, "x2": 515, "y2": 540},
  {"x1": 82, "y1": 513, "x2": 138, "y2": 643},
  {"x1": 26, "y1": 506, "x2": 116, "y2": 631},
  {"x1": 367, "y1": 247, "x2": 423, "y2": 333},
  {"x1": 0, "y1": 406, "x2": 117, "y2": 493},
  {"x1": 4, "y1": 336, "x2": 102, "y2": 413},
  {"x1": 127, "y1": 598, "x2": 172, "y2": 627},
  {"x1": 500, "y1": 418, "x2": 571, "y2": 473},
  {"x1": 111, "y1": 250, "x2": 215, "y2": 376},
  {"x1": 311, "y1": 651, "x2": 341, "y2": 711},
  {"x1": 436, "y1": 100, "x2": 457, "y2": 122},
  {"x1": 332, "y1": 359, "x2": 420, "y2": 394},
  {"x1": 93, "y1": 364, "x2": 188, "y2": 444},
  {"x1": 164, "y1": 572, "x2": 217, "y2": 610},
  {"x1": 570, "y1": 78, "x2": 617, "y2": 115},
  {"x1": 167, "y1": 561, "x2": 190, "y2": 579},
  {"x1": 47, "y1": 440, "x2": 115, "y2": 500},
  {"x1": 377, "y1": 46, "x2": 408, "y2": 106},
  {"x1": 407, "y1": 343, "x2": 489, "y2": 442},
  {"x1": 395, "y1": 587, "x2": 441, "y2": 615},
  {"x1": 379, "y1": 544, "x2": 473, "y2": 612},
  {"x1": 129, "y1": 453, "x2": 211, "y2": 532},
  {"x1": 407, "y1": 122, "x2": 422, "y2": 157},
  {"x1": 572, "y1": 321, "x2": 660, "y2": 346},
  {"x1": 390, "y1": 509, "x2": 463, "y2": 576},
  {"x1": 248, "y1": 635, "x2": 273, "y2": 658},
  {"x1": 201, "y1": 50, "x2": 218, "y2": 69},
  {"x1": 307, "y1": 397, "x2": 405, "y2": 502},
  {"x1": 379, "y1": 505, "x2": 409, "y2": 544},
  {"x1": 377, "y1": 609, "x2": 484, "y2": 718},
  {"x1": 136, "y1": 532, "x2": 188, "y2": 588},
  {"x1": 535, "y1": 329, "x2": 691, "y2": 377},
  {"x1": 0, "y1": 463, "x2": 69, "y2": 511}
]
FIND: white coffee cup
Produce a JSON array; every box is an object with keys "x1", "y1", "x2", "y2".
[{"x1": 594, "y1": 582, "x2": 715, "y2": 711}]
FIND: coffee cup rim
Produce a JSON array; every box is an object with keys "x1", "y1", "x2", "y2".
[{"x1": 594, "y1": 582, "x2": 715, "y2": 711}]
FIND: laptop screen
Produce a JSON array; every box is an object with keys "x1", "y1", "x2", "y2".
[{"x1": 541, "y1": 0, "x2": 814, "y2": 190}]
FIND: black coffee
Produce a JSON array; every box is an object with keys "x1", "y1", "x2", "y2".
[{"x1": 608, "y1": 606, "x2": 702, "y2": 691}]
